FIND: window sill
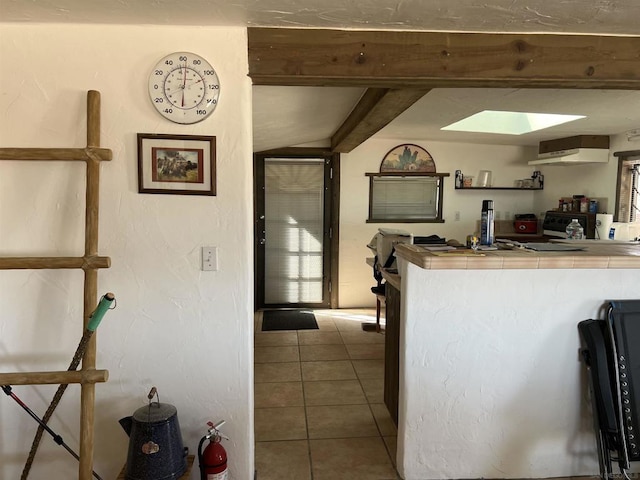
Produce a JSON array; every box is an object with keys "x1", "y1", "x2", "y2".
[{"x1": 366, "y1": 218, "x2": 445, "y2": 223}]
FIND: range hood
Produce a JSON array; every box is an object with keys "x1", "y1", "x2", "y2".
[{"x1": 528, "y1": 135, "x2": 610, "y2": 166}]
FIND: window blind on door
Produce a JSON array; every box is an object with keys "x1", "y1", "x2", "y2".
[{"x1": 264, "y1": 160, "x2": 324, "y2": 304}]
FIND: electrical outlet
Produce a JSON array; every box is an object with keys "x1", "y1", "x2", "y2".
[
  {"x1": 505, "y1": 211, "x2": 511, "y2": 220},
  {"x1": 454, "y1": 211, "x2": 460, "y2": 221},
  {"x1": 202, "y1": 246, "x2": 218, "y2": 271},
  {"x1": 495, "y1": 211, "x2": 502, "y2": 220}
]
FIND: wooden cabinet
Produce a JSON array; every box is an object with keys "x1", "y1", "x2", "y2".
[{"x1": 384, "y1": 282, "x2": 401, "y2": 426}]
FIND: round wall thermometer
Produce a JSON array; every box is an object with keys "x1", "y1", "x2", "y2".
[{"x1": 148, "y1": 51, "x2": 220, "y2": 124}]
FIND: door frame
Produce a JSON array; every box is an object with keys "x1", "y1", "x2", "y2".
[{"x1": 254, "y1": 147, "x2": 340, "y2": 310}]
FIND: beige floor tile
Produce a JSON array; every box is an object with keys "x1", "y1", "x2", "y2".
[
  {"x1": 383, "y1": 436, "x2": 398, "y2": 467},
  {"x1": 334, "y1": 317, "x2": 373, "y2": 332},
  {"x1": 340, "y1": 330, "x2": 386, "y2": 345},
  {"x1": 306, "y1": 404, "x2": 379, "y2": 439},
  {"x1": 255, "y1": 346, "x2": 300, "y2": 363},
  {"x1": 255, "y1": 407, "x2": 307, "y2": 441},
  {"x1": 297, "y1": 331, "x2": 343, "y2": 345},
  {"x1": 370, "y1": 403, "x2": 397, "y2": 436},
  {"x1": 346, "y1": 343, "x2": 385, "y2": 360},
  {"x1": 310, "y1": 437, "x2": 398, "y2": 480},
  {"x1": 352, "y1": 359, "x2": 385, "y2": 379},
  {"x1": 301, "y1": 360, "x2": 356, "y2": 381},
  {"x1": 303, "y1": 380, "x2": 367, "y2": 406},
  {"x1": 255, "y1": 440, "x2": 311, "y2": 480},
  {"x1": 255, "y1": 382, "x2": 304, "y2": 408},
  {"x1": 359, "y1": 377, "x2": 384, "y2": 403},
  {"x1": 332, "y1": 309, "x2": 381, "y2": 326},
  {"x1": 314, "y1": 318, "x2": 338, "y2": 331},
  {"x1": 254, "y1": 309, "x2": 385, "y2": 479},
  {"x1": 300, "y1": 344, "x2": 349, "y2": 361},
  {"x1": 255, "y1": 362, "x2": 301, "y2": 383},
  {"x1": 254, "y1": 331, "x2": 299, "y2": 347}
]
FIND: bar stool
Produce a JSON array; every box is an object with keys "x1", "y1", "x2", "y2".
[{"x1": 363, "y1": 284, "x2": 385, "y2": 333}]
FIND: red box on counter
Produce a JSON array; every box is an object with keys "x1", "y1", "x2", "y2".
[
  {"x1": 514, "y1": 214, "x2": 538, "y2": 234},
  {"x1": 514, "y1": 220, "x2": 538, "y2": 234}
]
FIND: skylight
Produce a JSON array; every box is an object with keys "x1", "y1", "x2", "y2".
[{"x1": 441, "y1": 110, "x2": 585, "y2": 135}]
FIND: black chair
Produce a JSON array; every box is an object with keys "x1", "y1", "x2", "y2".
[{"x1": 579, "y1": 300, "x2": 640, "y2": 478}]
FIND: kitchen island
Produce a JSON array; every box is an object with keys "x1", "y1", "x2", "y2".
[{"x1": 392, "y1": 242, "x2": 640, "y2": 480}]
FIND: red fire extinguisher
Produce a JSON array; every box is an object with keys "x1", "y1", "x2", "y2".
[{"x1": 198, "y1": 420, "x2": 229, "y2": 480}]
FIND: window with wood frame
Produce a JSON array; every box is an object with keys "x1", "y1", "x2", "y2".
[
  {"x1": 615, "y1": 151, "x2": 640, "y2": 223},
  {"x1": 366, "y1": 173, "x2": 448, "y2": 223}
]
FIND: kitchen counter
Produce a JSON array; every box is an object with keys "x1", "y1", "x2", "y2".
[
  {"x1": 495, "y1": 233, "x2": 548, "y2": 242},
  {"x1": 390, "y1": 241, "x2": 640, "y2": 480},
  {"x1": 395, "y1": 241, "x2": 640, "y2": 270}
]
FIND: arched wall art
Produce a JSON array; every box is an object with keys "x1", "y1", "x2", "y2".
[{"x1": 380, "y1": 144, "x2": 436, "y2": 173}]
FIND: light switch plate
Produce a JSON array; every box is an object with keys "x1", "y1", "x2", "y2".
[{"x1": 202, "y1": 246, "x2": 218, "y2": 271}]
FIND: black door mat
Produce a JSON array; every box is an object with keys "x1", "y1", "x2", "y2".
[{"x1": 261, "y1": 310, "x2": 318, "y2": 331}]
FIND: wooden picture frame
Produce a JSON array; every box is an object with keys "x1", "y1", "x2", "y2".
[{"x1": 137, "y1": 133, "x2": 216, "y2": 195}]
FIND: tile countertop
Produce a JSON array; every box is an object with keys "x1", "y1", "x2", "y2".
[{"x1": 394, "y1": 242, "x2": 640, "y2": 270}]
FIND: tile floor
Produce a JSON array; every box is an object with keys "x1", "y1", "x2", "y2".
[{"x1": 254, "y1": 308, "x2": 400, "y2": 480}]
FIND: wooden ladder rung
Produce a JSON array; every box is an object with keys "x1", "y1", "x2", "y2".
[
  {"x1": 0, "y1": 147, "x2": 112, "y2": 162},
  {"x1": 0, "y1": 256, "x2": 110, "y2": 270},
  {"x1": 0, "y1": 369, "x2": 109, "y2": 386}
]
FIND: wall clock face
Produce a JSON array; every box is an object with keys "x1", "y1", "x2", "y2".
[{"x1": 148, "y1": 52, "x2": 220, "y2": 124}]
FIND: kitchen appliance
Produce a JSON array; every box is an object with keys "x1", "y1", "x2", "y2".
[
  {"x1": 529, "y1": 135, "x2": 610, "y2": 166},
  {"x1": 480, "y1": 199, "x2": 495, "y2": 245},
  {"x1": 120, "y1": 387, "x2": 188, "y2": 480},
  {"x1": 543, "y1": 211, "x2": 596, "y2": 239},
  {"x1": 514, "y1": 213, "x2": 538, "y2": 234},
  {"x1": 367, "y1": 228, "x2": 412, "y2": 270}
]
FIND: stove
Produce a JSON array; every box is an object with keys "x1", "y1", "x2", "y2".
[{"x1": 543, "y1": 211, "x2": 596, "y2": 239}]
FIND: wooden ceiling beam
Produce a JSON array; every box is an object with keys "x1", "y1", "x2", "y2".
[
  {"x1": 248, "y1": 28, "x2": 640, "y2": 89},
  {"x1": 331, "y1": 88, "x2": 430, "y2": 153}
]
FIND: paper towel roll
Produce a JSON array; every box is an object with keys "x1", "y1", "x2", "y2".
[{"x1": 596, "y1": 213, "x2": 614, "y2": 240}]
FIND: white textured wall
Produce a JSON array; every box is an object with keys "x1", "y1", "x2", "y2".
[
  {"x1": 339, "y1": 138, "x2": 538, "y2": 308},
  {"x1": 397, "y1": 259, "x2": 640, "y2": 479},
  {"x1": 0, "y1": 25, "x2": 254, "y2": 480}
]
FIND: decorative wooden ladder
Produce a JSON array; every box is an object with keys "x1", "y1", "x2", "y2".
[{"x1": 0, "y1": 90, "x2": 112, "y2": 480}]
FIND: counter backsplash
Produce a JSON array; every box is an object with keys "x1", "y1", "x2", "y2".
[{"x1": 475, "y1": 219, "x2": 543, "y2": 235}]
